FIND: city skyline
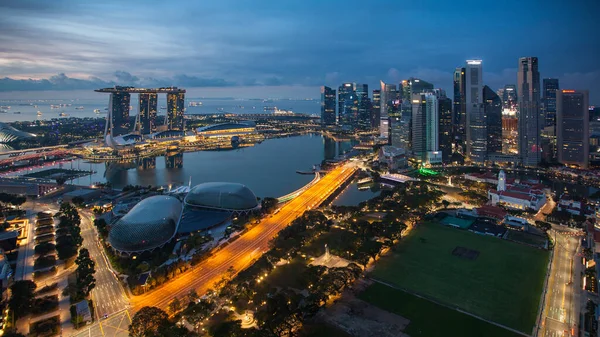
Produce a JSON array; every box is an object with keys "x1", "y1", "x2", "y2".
[{"x1": 0, "y1": 0, "x2": 599, "y2": 102}]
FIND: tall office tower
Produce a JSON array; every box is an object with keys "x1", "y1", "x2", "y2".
[
  {"x1": 139, "y1": 93, "x2": 158, "y2": 134},
  {"x1": 167, "y1": 91, "x2": 185, "y2": 130},
  {"x1": 453, "y1": 67, "x2": 466, "y2": 153},
  {"x1": 411, "y1": 93, "x2": 440, "y2": 164},
  {"x1": 371, "y1": 89, "x2": 381, "y2": 128},
  {"x1": 518, "y1": 57, "x2": 542, "y2": 166},
  {"x1": 465, "y1": 60, "x2": 485, "y2": 163},
  {"x1": 401, "y1": 78, "x2": 434, "y2": 102},
  {"x1": 483, "y1": 85, "x2": 503, "y2": 154},
  {"x1": 497, "y1": 88, "x2": 505, "y2": 103},
  {"x1": 438, "y1": 96, "x2": 453, "y2": 162},
  {"x1": 338, "y1": 83, "x2": 357, "y2": 128},
  {"x1": 502, "y1": 85, "x2": 518, "y2": 110},
  {"x1": 355, "y1": 84, "x2": 371, "y2": 130},
  {"x1": 380, "y1": 81, "x2": 398, "y2": 139},
  {"x1": 543, "y1": 79, "x2": 559, "y2": 127},
  {"x1": 320, "y1": 86, "x2": 336, "y2": 125},
  {"x1": 108, "y1": 91, "x2": 131, "y2": 137},
  {"x1": 557, "y1": 90, "x2": 589, "y2": 168}
]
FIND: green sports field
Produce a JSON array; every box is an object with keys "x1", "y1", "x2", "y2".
[
  {"x1": 370, "y1": 222, "x2": 549, "y2": 333},
  {"x1": 359, "y1": 282, "x2": 524, "y2": 337}
]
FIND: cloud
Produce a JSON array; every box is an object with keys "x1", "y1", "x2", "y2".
[
  {"x1": 0, "y1": 73, "x2": 237, "y2": 91},
  {"x1": 114, "y1": 71, "x2": 139, "y2": 85}
]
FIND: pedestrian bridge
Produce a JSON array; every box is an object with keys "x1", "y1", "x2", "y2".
[{"x1": 381, "y1": 173, "x2": 419, "y2": 183}]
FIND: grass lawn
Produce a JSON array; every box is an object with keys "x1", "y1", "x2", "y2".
[
  {"x1": 359, "y1": 282, "x2": 524, "y2": 337},
  {"x1": 506, "y1": 230, "x2": 548, "y2": 248},
  {"x1": 371, "y1": 222, "x2": 548, "y2": 333}
]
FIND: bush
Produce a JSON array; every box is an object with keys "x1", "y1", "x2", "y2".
[
  {"x1": 29, "y1": 316, "x2": 60, "y2": 337},
  {"x1": 34, "y1": 255, "x2": 56, "y2": 270},
  {"x1": 34, "y1": 242, "x2": 56, "y2": 256},
  {"x1": 31, "y1": 295, "x2": 59, "y2": 315},
  {"x1": 34, "y1": 266, "x2": 57, "y2": 281},
  {"x1": 36, "y1": 283, "x2": 58, "y2": 296}
]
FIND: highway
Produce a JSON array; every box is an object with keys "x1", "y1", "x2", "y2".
[
  {"x1": 130, "y1": 163, "x2": 357, "y2": 312},
  {"x1": 540, "y1": 226, "x2": 581, "y2": 337}
]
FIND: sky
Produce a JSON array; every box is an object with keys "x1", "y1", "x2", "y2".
[{"x1": 1, "y1": 0, "x2": 599, "y2": 102}]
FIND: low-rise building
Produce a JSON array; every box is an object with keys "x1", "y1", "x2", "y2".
[
  {"x1": 0, "y1": 178, "x2": 59, "y2": 197},
  {"x1": 557, "y1": 193, "x2": 585, "y2": 216},
  {"x1": 378, "y1": 146, "x2": 407, "y2": 171},
  {"x1": 487, "y1": 170, "x2": 546, "y2": 211}
]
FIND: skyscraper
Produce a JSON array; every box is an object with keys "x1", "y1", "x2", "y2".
[
  {"x1": 355, "y1": 84, "x2": 371, "y2": 130},
  {"x1": 556, "y1": 90, "x2": 589, "y2": 168},
  {"x1": 453, "y1": 67, "x2": 466, "y2": 154},
  {"x1": 167, "y1": 91, "x2": 185, "y2": 131},
  {"x1": 338, "y1": 83, "x2": 357, "y2": 128},
  {"x1": 371, "y1": 89, "x2": 381, "y2": 128},
  {"x1": 320, "y1": 86, "x2": 336, "y2": 125},
  {"x1": 401, "y1": 78, "x2": 434, "y2": 102},
  {"x1": 518, "y1": 57, "x2": 542, "y2": 166},
  {"x1": 502, "y1": 84, "x2": 517, "y2": 110},
  {"x1": 438, "y1": 95, "x2": 453, "y2": 162},
  {"x1": 411, "y1": 93, "x2": 440, "y2": 165},
  {"x1": 139, "y1": 93, "x2": 158, "y2": 134},
  {"x1": 543, "y1": 78, "x2": 559, "y2": 127},
  {"x1": 380, "y1": 81, "x2": 398, "y2": 139},
  {"x1": 483, "y1": 85, "x2": 503, "y2": 154},
  {"x1": 108, "y1": 91, "x2": 131, "y2": 137},
  {"x1": 465, "y1": 60, "x2": 485, "y2": 163}
]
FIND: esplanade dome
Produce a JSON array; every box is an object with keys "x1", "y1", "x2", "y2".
[
  {"x1": 184, "y1": 182, "x2": 259, "y2": 211},
  {"x1": 108, "y1": 195, "x2": 183, "y2": 253}
]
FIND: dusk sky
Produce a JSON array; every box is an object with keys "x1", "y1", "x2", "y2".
[{"x1": 1, "y1": 0, "x2": 599, "y2": 101}]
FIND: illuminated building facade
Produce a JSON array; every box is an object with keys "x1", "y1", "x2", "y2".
[
  {"x1": 412, "y1": 93, "x2": 440, "y2": 165},
  {"x1": 465, "y1": 60, "x2": 486, "y2": 163},
  {"x1": 543, "y1": 78, "x2": 559, "y2": 127},
  {"x1": 355, "y1": 84, "x2": 371, "y2": 130},
  {"x1": 108, "y1": 91, "x2": 131, "y2": 137},
  {"x1": 518, "y1": 57, "x2": 542, "y2": 167},
  {"x1": 502, "y1": 84, "x2": 517, "y2": 110},
  {"x1": 380, "y1": 81, "x2": 398, "y2": 139},
  {"x1": 338, "y1": 83, "x2": 357, "y2": 128},
  {"x1": 371, "y1": 89, "x2": 381, "y2": 128},
  {"x1": 484, "y1": 85, "x2": 503, "y2": 155},
  {"x1": 438, "y1": 96, "x2": 453, "y2": 162},
  {"x1": 167, "y1": 91, "x2": 185, "y2": 131},
  {"x1": 320, "y1": 86, "x2": 336, "y2": 125},
  {"x1": 453, "y1": 67, "x2": 466, "y2": 153},
  {"x1": 556, "y1": 90, "x2": 589, "y2": 168},
  {"x1": 139, "y1": 93, "x2": 158, "y2": 134}
]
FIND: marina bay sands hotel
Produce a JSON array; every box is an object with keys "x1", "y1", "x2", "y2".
[{"x1": 95, "y1": 86, "x2": 186, "y2": 139}]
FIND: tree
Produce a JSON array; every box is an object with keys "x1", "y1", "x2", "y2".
[
  {"x1": 2, "y1": 331, "x2": 26, "y2": 337},
  {"x1": 441, "y1": 200, "x2": 450, "y2": 209},
  {"x1": 187, "y1": 289, "x2": 199, "y2": 304},
  {"x1": 9, "y1": 280, "x2": 36, "y2": 319},
  {"x1": 71, "y1": 196, "x2": 85, "y2": 207},
  {"x1": 584, "y1": 247, "x2": 594, "y2": 260},
  {"x1": 261, "y1": 197, "x2": 279, "y2": 214},
  {"x1": 168, "y1": 297, "x2": 182, "y2": 315},
  {"x1": 75, "y1": 248, "x2": 96, "y2": 297},
  {"x1": 129, "y1": 306, "x2": 170, "y2": 337}
]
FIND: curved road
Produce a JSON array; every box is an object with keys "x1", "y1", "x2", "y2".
[{"x1": 130, "y1": 164, "x2": 357, "y2": 312}]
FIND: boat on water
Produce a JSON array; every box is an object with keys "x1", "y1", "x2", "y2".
[
  {"x1": 357, "y1": 185, "x2": 371, "y2": 191},
  {"x1": 0, "y1": 110, "x2": 7, "y2": 114},
  {"x1": 0, "y1": 106, "x2": 10, "y2": 109},
  {"x1": 13, "y1": 111, "x2": 21, "y2": 114},
  {"x1": 50, "y1": 105, "x2": 60, "y2": 109},
  {"x1": 75, "y1": 106, "x2": 84, "y2": 110},
  {"x1": 357, "y1": 177, "x2": 372, "y2": 184},
  {"x1": 59, "y1": 112, "x2": 69, "y2": 117},
  {"x1": 37, "y1": 111, "x2": 43, "y2": 116},
  {"x1": 94, "y1": 109, "x2": 101, "y2": 113},
  {"x1": 188, "y1": 101, "x2": 203, "y2": 107}
]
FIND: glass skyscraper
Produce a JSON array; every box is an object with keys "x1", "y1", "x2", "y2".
[
  {"x1": 542, "y1": 78, "x2": 559, "y2": 127},
  {"x1": 483, "y1": 85, "x2": 503, "y2": 155},
  {"x1": 438, "y1": 96, "x2": 453, "y2": 162},
  {"x1": 355, "y1": 84, "x2": 370, "y2": 130},
  {"x1": 465, "y1": 60, "x2": 486, "y2": 163},
  {"x1": 518, "y1": 57, "x2": 542, "y2": 167},
  {"x1": 371, "y1": 89, "x2": 381, "y2": 129},
  {"x1": 320, "y1": 86, "x2": 336, "y2": 125},
  {"x1": 453, "y1": 67, "x2": 466, "y2": 154},
  {"x1": 338, "y1": 83, "x2": 357, "y2": 128},
  {"x1": 557, "y1": 90, "x2": 589, "y2": 168},
  {"x1": 380, "y1": 81, "x2": 398, "y2": 139}
]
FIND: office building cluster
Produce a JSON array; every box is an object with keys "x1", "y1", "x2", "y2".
[{"x1": 321, "y1": 57, "x2": 592, "y2": 168}]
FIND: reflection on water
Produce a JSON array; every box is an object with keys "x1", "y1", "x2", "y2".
[{"x1": 332, "y1": 182, "x2": 381, "y2": 207}]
